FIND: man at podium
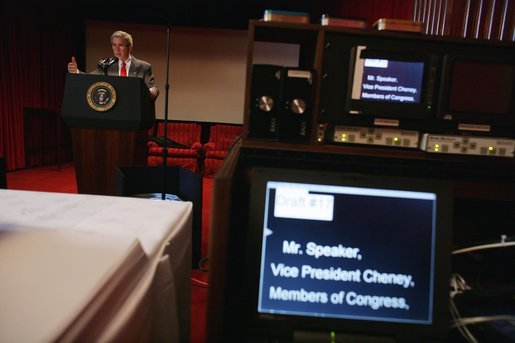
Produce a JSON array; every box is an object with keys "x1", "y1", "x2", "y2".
[{"x1": 67, "y1": 30, "x2": 159, "y2": 101}]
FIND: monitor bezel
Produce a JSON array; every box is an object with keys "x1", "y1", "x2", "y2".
[
  {"x1": 243, "y1": 167, "x2": 453, "y2": 341},
  {"x1": 437, "y1": 54, "x2": 515, "y2": 128}
]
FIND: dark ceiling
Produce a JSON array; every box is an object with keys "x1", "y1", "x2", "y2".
[{"x1": 83, "y1": 0, "x2": 342, "y2": 30}]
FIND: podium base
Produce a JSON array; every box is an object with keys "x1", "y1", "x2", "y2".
[{"x1": 71, "y1": 128, "x2": 147, "y2": 196}]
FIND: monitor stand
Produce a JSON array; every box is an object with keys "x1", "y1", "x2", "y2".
[{"x1": 294, "y1": 331, "x2": 396, "y2": 343}]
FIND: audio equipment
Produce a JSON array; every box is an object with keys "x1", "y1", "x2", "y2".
[
  {"x1": 333, "y1": 125, "x2": 420, "y2": 148},
  {"x1": 278, "y1": 68, "x2": 316, "y2": 143},
  {"x1": 421, "y1": 134, "x2": 515, "y2": 158},
  {"x1": 248, "y1": 64, "x2": 283, "y2": 140}
]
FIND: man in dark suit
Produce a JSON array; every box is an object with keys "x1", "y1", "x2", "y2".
[{"x1": 67, "y1": 30, "x2": 159, "y2": 100}]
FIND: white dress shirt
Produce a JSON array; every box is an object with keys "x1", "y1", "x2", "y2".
[{"x1": 118, "y1": 55, "x2": 132, "y2": 76}]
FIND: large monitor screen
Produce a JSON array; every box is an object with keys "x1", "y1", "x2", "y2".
[
  {"x1": 245, "y1": 168, "x2": 452, "y2": 341},
  {"x1": 437, "y1": 55, "x2": 514, "y2": 135},
  {"x1": 447, "y1": 60, "x2": 513, "y2": 115}
]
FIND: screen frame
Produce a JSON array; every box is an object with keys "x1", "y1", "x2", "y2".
[
  {"x1": 243, "y1": 167, "x2": 453, "y2": 341},
  {"x1": 344, "y1": 47, "x2": 438, "y2": 121},
  {"x1": 437, "y1": 54, "x2": 515, "y2": 129}
]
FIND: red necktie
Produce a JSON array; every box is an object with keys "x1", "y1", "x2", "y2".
[{"x1": 120, "y1": 62, "x2": 127, "y2": 76}]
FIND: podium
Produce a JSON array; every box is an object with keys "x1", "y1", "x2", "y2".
[{"x1": 62, "y1": 74, "x2": 155, "y2": 195}]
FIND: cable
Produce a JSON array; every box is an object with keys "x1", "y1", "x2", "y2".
[
  {"x1": 451, "y1": 315, "x2": 515, "y2": 328},
  {"x1": 193, "y1": 256, "x2": 209, "y2": 287},
  {"x1": 450, "y1": 273, "x2": 471, "y2": 298},
  {"x1": 449, "y1": 274, "x2": 478, "y2": 343},
  {"x1": 453, "y1": 234, "x2": 515, "y2": 255},
  {"x1": 191, "y1": 277, "x2": 208, "y2": 288},
  {"x1": 198, "y1": 256, "x2": 209, "y2": 272},
  {"x1": 449, "y1": 297, "x2": 478, "y2": 343}
]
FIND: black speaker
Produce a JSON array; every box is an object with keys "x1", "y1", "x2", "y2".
[
  {"x1": 0, "y1": 157, "x2": 6, "y2": 189},
  {"x1": 248, "y1": 64, "x2": 284, "y2": 140},
  {"x1": 115, "y1": 165, "x2": 203, "y2": 268},
  {"x1": 278, "y1": 68, "x2": 316, "y2": 143}
]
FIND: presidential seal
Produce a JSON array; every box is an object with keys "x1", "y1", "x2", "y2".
[{"x1": 86, "y1": 82, "x2": 117, "y2": 112}]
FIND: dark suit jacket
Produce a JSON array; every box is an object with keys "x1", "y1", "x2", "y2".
[{"x1": 91, "y1": 56, "x2": 157, "y2": 90}]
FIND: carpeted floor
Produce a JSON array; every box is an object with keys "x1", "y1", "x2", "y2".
[{"x1": 5, "y1": 163, "x2": 211, "y2": 342}]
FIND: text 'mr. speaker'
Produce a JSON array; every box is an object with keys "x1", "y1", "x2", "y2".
[
  {"x1": 279, "y1": 68, "x2": 315, "y2": 143},
  {"x1": 248, "y1": 64, "x2": 284, "y2": 140}
]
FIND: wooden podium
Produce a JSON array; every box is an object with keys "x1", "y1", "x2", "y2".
[{"x1": 62, "y1": 74, "x2": 155, "y2": 195}]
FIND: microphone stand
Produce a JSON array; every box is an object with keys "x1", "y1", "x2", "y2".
[
  {"x1": 98, "y1": 58, "x2": 108, "y2": 75},
  {"x1": 161, "y1": 24, "x2": 171, "y2": 200}
]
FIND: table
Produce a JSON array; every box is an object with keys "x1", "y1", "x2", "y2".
[{"x1": 0, "y1": 189, "x2": 192, "y2": 342}]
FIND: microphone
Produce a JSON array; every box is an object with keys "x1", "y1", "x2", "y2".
[
  {"x1": 98, "y1": 57, "x2": 118, "y2": 75},
  {"x1": 98, "y1": 57, "x2": 109, "y2": 67},
  {"x1": 98, "y1": 57, "x2": 110, "y2": 75},
  {"x1": 107, "y1": 57, "x2": 118, "y2": 66}
]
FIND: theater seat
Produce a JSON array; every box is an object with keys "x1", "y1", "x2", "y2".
[
  {"x1": 147, "y1": 122, "x2": 202, "y2": 173},
  {"x1": 202, "y1": 124, "x2": 242, "y2": 177}
]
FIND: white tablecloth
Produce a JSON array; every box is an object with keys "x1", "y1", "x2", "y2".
[{"x1": 0, "y1": 189, "x2": 192, "y2": 342}]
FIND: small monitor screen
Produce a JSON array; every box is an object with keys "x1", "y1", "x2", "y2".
[
  {"x1": 351, "y1": 46, "x2": 424, "y2": 105},
  {"x1": 257, "y1": 180, "x2": 437, "y2": 324},
  {"x1": 447, "y1": 60, "x2": 513, "y2": 115}
]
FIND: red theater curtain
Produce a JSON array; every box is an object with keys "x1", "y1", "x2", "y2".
[
  {"x1": 334, "y1": 0, "x2": 414, "y2": 27},
  {"x1": 0, "y1": 3, "x2": 81, "y2": 171}
]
